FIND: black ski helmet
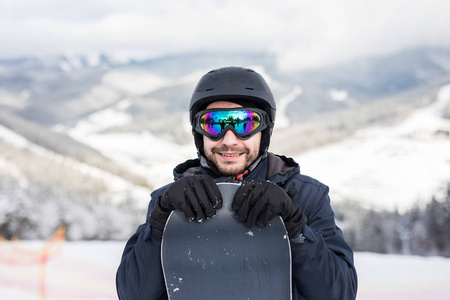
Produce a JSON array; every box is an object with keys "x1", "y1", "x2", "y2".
[{"x1": 189, "y1": 67, "x2": 276, "y2": 157}]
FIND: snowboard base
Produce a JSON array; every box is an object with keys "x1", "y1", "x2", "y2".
[{"x1": 161, "y1": 182, "x2": 292, "y2": 300}]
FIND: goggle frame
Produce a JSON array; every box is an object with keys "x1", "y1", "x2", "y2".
[{"x1": 193, "y1": 107, "x2": 269, "y2": 141}]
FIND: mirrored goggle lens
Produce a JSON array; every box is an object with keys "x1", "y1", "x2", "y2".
[{"x1": 199, "y1": 110, "x2": 262, "y2": 136}]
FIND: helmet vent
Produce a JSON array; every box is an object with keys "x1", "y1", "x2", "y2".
[
  {"x1": 205, "y1": 88, "x2": 214, "y2": 91},
  {"x1": 245, "y1": 87, "x2": 254, "y2": 90}
]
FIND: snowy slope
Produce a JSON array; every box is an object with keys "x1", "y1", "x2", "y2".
[
  {"x1": 0, "y1": 241, "x2": 449, "y2": 300},
  {"x1": 1, "y1": 83, "x2": 450, "y2": 298},
  {"x1": 354, "y1": 252, "x2": 450, "y2": 300},
  {"x1": 58, "y1": 79, "x2": 308, "y2": 189},
  {"x1": 0, "y1": 122, "x2": 150, "y2": 208},
  {"x1": 295, "y1": 84, "x2": 450, "y2": 212},
  {"x1": 67, "y1": 83, "x2": 450, "y2": 212},
  {"x1": 39, "y1": 63, "x2": 450, "y2": 212},
  {"x1": 62, "y1": 102, "x2": 197, "y2": 189}
]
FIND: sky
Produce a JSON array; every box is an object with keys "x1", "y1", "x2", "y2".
[{"x1": 1, "y1": 0, "x2": 450, "y2": 71}]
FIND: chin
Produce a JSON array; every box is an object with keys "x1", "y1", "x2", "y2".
[{"x1": 217, "y1": 164, "x2": 246, "y2": 177}]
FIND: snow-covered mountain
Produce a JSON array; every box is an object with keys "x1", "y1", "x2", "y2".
[
  {"x1": 1, "y1": 49, "x2": 450, "y2": 300},
  {"x1": 2, "y1": 48, "x2": 450, "y2": 135},
  {"x1": 1, "y1": 48, "x2": 450, "y2": 248},
  {"x1": 296, "y1": 83, "x2": 450, "y2": 213},
  {"x1": 55, "y1": 81, "x2": 450, "y2": 213},
  {"x1": 0, "y1": 112, "x2": 151, "y2": 240}
]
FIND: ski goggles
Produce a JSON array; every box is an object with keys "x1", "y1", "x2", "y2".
[{"x1": 193, "y1": 108, "x2": 269, "y2": 140}]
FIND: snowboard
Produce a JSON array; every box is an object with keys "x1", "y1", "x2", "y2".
[{"x1": 161, "y1": 182, "x2": 292, "y2": 300}]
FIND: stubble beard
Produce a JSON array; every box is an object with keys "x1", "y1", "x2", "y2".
[{"x1": 205, "y1": 145, "x2": 259, "y2": 177}]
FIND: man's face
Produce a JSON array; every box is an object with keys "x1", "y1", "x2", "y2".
[{"x1": 203, "y1": 101, "x2": 261, "y2": 176}]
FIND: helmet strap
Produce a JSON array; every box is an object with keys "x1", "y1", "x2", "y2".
[{"x1": 258, "y1": 127, "x2": 272, "y2": 157}]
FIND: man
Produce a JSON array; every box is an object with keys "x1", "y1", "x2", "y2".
[{"x1": 116, "y1": 67, "x2": 358, "y2": 299}]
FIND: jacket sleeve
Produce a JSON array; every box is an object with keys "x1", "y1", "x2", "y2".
[
  {"x1": 116, "y1": 191, "x2": 168, "y2": 300},
  {"x1": 288, "y1": 177, "x2": 358, "y2": 300}
]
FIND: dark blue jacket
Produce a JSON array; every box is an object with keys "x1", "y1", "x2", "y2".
[{"x1": 116, "y1": 153, "x2": 358, "y2": 299}]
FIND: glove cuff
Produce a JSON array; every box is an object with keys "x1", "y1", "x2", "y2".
[
  {"x1": 284, "y1": 206, "x2": 307, "y2": 238},
  {"x1": 149, "y1": 201, "x2": 172, "y2": 231}
]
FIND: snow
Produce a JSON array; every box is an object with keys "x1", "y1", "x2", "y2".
[
  {"x1": 0, "y1": 123, "x2": 150, "y2": 207},
  {"x1": 63, "y1": 99, "x2": 133, "y2": 136},
  {"x1": 2, "y1": 66, "x2": 450, "y2": 299},
  {"x1": 0, "y1": 156, "x2": 29, "y2": 189},
  {"x1": 297, "y1": 132, "x2": 450, "y2": 212},
  {"x1": 355, "y1": 252, "x2": 450, "y2": 300},
  {"x1": 101, "y1": 70, "x2": 169, "y2": 96},
  {"x1": 329, "y1": 88, "x2": 349, "y2": 102},
  {"x1": 295, "y1": 83, "x2": 450, "y2": 212},
  {"x1": 59, "y1": 54, "x2": 85, "y2": 72},
  {"x1": 0, "y1": 241, "x2": 123, "y2": 300},
  {"x1": 68, "y1": 130, "x2": 196, "y2": 188},
  {"x1": 0, "y1": 124, "x2": 30, "y2": 148},
  {"x1": 59, "y1": 100, "x2": 197, "y2": 188},
  {"x1": 0, "y1": 90, "x2": 27, "y2": 109},
  {"x1": 276, "y1": 86, "x2": 303, "y2": 129},
  {"x1": 53, "y1": 81, "x2": 450, "y2": 211},
  {"x1": 0, "y1": 241, "x2": 449, "y2": 300}
]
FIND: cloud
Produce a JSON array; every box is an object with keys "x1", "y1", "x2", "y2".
[{"x1": 1, "y1": 0, "x2": 450, "y2": 71}]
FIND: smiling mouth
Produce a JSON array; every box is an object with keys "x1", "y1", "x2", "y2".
[
  {"x1": 220, "y1": 153, "x2": 242, "y2": 157},
  {"x1": 212, "y1": 146, "x2": 247, "y2": 158}
]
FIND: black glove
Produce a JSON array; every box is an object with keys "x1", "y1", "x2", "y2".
[
  {"x1": 149, "y1": 175, "x2": 223, "y2": 231},
  {"x1": 232, "y1": 180, "x2": 307, "y2": 238}
]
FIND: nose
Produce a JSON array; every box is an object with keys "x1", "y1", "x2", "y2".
[{"x1": 221, "y1": 129, "x2": 240, "y2": 146}]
